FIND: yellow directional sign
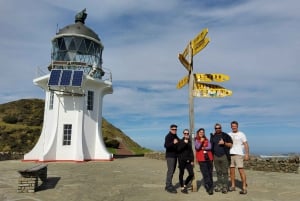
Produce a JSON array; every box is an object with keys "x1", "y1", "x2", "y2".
[
  {"x1": 182, "y1": 43, "x2": 190, "y2": 58},
  {"x1": 194, "y1": 82, "x2": 222, "y2": 90},
  {"x1": 178, "y1": 53, "x2": 191, "y2": 71},
  {"x1": 194, "y1": 73, "x2": 230, "y2": 83},
  {"x1": 176, "y1": 75, "x2": 189, "y2": 89},
  {"x1": 191, "y1": 28, "x2": 208, "y2": 47},
  {"x1": 193, "y1": 83, "x2": 232, "y2": 98},
  {"x1": 192, "y1": 89, "x2": 232, "y2": 98},
  {"x1": 192, "y1": 37, "x2": 210, "y2": 56}
]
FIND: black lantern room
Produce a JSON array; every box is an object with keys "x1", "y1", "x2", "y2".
[{"x1": 49, "y1": 9, "x2": 105, "y2": 79}]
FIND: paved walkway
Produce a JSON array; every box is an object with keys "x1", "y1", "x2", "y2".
[
  {"x1": 115, "y1": 142, "x2": 133, "y2": 155},
  {"x1": 0, "y1": 157, "x2": 299, "y2": 201}
]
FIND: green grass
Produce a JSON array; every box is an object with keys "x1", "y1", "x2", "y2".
[
  {"x1": 107, "y1": 147, "x2": 117, "y2": 154},
  {"x1": 0, "y1": 99, "x2": 151, "y2": 155}
]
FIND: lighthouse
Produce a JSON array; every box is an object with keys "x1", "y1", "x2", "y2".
[{"x1": 24, "y1": 9, "x2": 113, "y2": 162}]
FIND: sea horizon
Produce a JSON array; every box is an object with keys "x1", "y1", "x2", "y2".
[{"x1": 150, "y1": 148, "x2": 299, "y2": 157}]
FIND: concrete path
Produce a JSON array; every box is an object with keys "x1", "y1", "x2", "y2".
[
  {"x1": 0, "y1": 157, "x2": 299, "y2": 201},
  {"x1": 115, "y1": 142, "x2": 133, "y2": 155}
]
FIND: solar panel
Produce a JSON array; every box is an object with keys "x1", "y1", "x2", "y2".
[
  {"x1": 48, "y1": 70, "x2": 62, "y2": 86},
  {"x1": 60, "y1": 70, "x2": 72, "y2": 86},
  {"x1": 72, "y1": 71, "x2": 83, "y2": 87},
  {"x1": 48, "y1": 69, "x2": 83, "y2": 88}
]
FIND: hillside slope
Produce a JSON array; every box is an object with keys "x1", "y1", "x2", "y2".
[{"x1": 0, "y1": 99, "x2": 149, "y2": 154}]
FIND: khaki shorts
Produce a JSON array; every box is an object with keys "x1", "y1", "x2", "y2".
[{"x1": 230, "y1": 155, "x2": 244, "y2": 168}]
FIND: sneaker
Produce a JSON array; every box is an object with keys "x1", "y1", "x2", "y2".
[
  {"x1": 204, "y1": 184, "x2": 210, "y2": 192},
  {"x1": 239, "y1": 189, "x2": 247, "y2": 195},
  {"x1": 228, "y1": 186, "x2": 236, "y2": 192},
  {"x1": 181, "y1": 187, "x2": 188, "y2": 194},
  {"x1": 208, "y1": 187, "x2": 214, "y2": 195},
  {"x1": 222, "y1": 187, "x2": 228, "y2": 194},
  {"x1": 214, "y1": 187, "x2": 221, "y2": 192},
  {"x1": 165, "y1": 186, "x2": 177, "y2": 194}
]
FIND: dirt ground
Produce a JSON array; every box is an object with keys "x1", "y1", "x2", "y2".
[{"x1": 0, "y1": 157, "x2": 299, "y2": 201}]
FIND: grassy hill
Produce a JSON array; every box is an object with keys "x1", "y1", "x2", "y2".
[{"x1": 0, "y1": 99, "x2": 150, "y2": 155}]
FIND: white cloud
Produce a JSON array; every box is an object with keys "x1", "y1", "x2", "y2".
[{"x1": 0, "y1": 0, "x2": 299, "y2": 154}]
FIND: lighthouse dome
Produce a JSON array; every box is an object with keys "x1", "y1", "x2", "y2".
[
  {"x1": 56, "y1": 8, "x2": 100, "y2": 42},
  {"x1": 51, "y1": 9, "x2": 104, "y2": 69},
  {"x1": 56, "y1": 20, "x2": 100, "y2": 42}
]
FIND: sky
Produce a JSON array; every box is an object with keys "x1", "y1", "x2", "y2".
[{"x1": 0, "y1": 0, "x2": 299, "y2": 155}]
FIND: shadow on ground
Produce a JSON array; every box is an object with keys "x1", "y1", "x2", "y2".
[
  {"x1": 114, "y1": 154, "x2": 144, "y2": 159},
  {"x1": 37, "y1": 177, "x2": 61, "y2": 191}
]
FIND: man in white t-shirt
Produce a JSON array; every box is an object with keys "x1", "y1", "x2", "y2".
[{"x1": 228, "y1": 121, "x2": 249, "y2": 195}]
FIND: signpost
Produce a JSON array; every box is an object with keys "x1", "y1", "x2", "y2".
[
  {"x1": 177, "y1": 28, "x2": 232, "y2": 192},
  {"x1": 182, "y1": 44, "x2": 190, "y2": 58},
  {"x1": 191, "y1": 28, "x2": 208, "y2": 47},
  {"x1": 177, "y1": 73, "x2": 230, "y2": 89},
  {"x1": 194, "y1": 73, "x2": 230, "y2": 83},
  {"x1": 192, "y1": 37, "x2": 210, "y2": 56},
  {"x1": 176, "y1": 75, "x2": 189, "y2": 89},
  {"x1": 178, "y1": 53, "x2": 191, "y2": 71},
  {"x1": 193, "y1": 82, "x2": 233, "y2": 98}
]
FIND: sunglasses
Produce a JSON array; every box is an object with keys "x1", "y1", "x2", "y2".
[
  {"x1": 183, "y1": 132, "x2": 189, "y2": 135},
  {"x1": 215, "y1": 127, "x2": 221, "y2": 129},
  {"x1": 171, "y1": 128, "x2": 177, "y2": 130}
]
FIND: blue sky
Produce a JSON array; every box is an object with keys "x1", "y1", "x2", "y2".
[{"x1": 0, "y1": 0, "x2": 299, "y2": 155}]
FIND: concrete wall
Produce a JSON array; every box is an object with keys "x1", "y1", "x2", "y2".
[
  {"x1": 0, "y1": 152, "x2": 24, "y2": 160},
  {"x1": 244, "y1": 155, "x2": 299, "y2": 174},
  {"x1": 144, "y1": 152, "x2": 299, "y2": 174}
]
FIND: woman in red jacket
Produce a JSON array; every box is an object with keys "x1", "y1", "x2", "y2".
[{"x1": 195, "y1": 128, "x2": 214, "y2": 195}]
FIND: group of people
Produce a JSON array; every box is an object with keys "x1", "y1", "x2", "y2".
[{"x1": 164, "y1": 121, "x2": 249, "y2": 195}]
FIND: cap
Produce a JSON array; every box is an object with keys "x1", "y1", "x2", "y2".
[{"x1": 170, "y1": 124, "x2": 177, "y2": 128}]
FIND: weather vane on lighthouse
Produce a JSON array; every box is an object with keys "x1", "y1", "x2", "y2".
[{"x1": 24, "y1": 9, "x2": 114, "y2": 162}]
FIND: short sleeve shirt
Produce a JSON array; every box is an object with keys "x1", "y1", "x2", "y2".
[{"x1": 229, "y1": 131, "x2": 247, "y2": 155}]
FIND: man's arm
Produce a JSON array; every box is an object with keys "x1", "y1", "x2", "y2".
[
  {"x1": 224, "y1": 133, "x2": 233, "y2": 148},
  {"x1": 243, "y1": 141, "x2": 249, "y2": 160}
]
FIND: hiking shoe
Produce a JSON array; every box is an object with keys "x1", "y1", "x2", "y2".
[
  {"x1": 208, "y1": 187, "x2": 214, "y2": 195},
  {"x1": 165, "y1": 186, "x2": 177, "y2": 194},
  {"x1": 239, "y1": 189, "x2": 247, "y2": 195},
  {"x1": 222, "y1": 187, "x2": 228, "y2": 194},
  {"x1": 228, "y1": 186, "x2": 236, "y2": 192},
  {"x1": 181, "y1": 187, "x2": 188, "y2": 194}
]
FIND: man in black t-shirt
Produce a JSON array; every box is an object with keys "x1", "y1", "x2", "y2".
[{"x1": 210, "y1": 123, "x2": 233, "y2": 194}]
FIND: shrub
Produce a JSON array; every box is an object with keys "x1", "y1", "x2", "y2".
[
  {"x1": 105, "y1": 139, "x2": 120, "y2": 148},
  {"x1": 2, "y1": 115, "x2": 18, "y2": 124}
]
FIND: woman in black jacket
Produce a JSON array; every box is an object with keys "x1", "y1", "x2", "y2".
[{"x1": 177, "y1": 129, "x2": 194, "y2": 194}]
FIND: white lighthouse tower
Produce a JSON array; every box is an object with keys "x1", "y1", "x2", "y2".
[{"x1": 24, "y1": 9, "x2": 113, "y2": 162}]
